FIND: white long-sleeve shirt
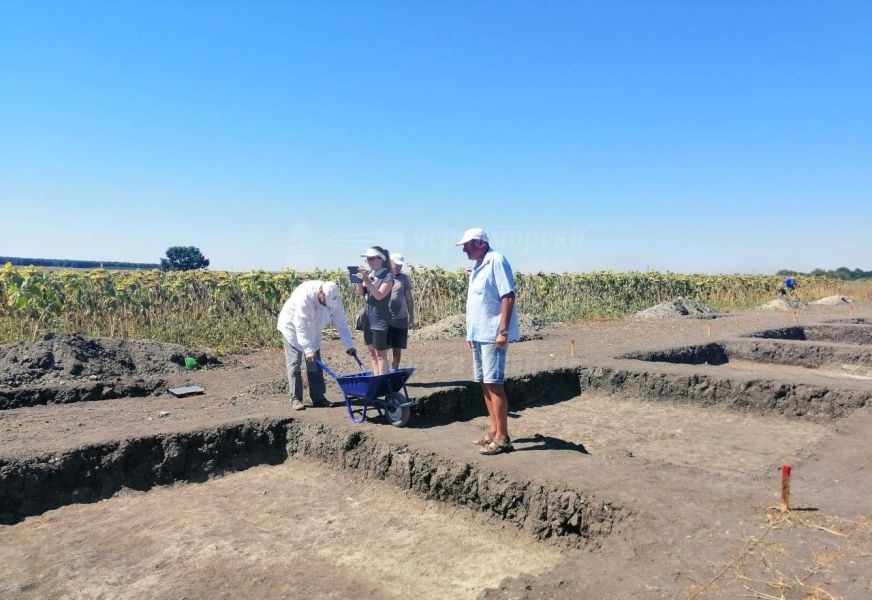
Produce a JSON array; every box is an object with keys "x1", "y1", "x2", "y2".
[{"x1": 276, "y1": 281, "x2": 354, "y2": 355}]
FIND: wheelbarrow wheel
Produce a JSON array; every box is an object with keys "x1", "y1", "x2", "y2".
[{"x1": 384, "y1": 391, "x2": 411, "y2": 427}]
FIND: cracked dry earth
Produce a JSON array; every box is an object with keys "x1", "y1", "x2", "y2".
[{"x1": 2, "y1": 302, "x2": 872, "y2": 599}]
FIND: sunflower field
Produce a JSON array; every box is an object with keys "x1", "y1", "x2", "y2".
[{"x1": 0, "y1": 263, "x2": 855, "y2": 353}]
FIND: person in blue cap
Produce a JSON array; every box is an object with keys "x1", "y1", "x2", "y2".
[{"x1": 779, "y1": 277, "x2": 797, "y2": 297}]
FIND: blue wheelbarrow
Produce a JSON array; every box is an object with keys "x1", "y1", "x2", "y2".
[{"x1": 317, "y1": 356, "x2": 415, "y2": 427}]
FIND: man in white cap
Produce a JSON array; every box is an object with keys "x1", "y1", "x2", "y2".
[
  {"x1": 456, "y1": 227, "x2": 521, "y2": 455},
  {"x1": 277, "y1": 280, "x2": 357, "y2": 410}
]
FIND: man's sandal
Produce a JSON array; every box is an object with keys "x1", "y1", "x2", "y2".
[
  {"x1": 479, "y1": 439, "x2": 514, "y2": 455},
  {"x1": 474, "y1": 434, "x2": 495, "y2": 446}
]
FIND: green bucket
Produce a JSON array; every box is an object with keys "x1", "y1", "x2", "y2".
[{"x1": 184, "y1": 357, "x2": 198, "y2": 370}]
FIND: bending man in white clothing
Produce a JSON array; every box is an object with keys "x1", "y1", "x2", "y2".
[{"x1": 276, "y1": 280, "x2": 357, "y2": 410}]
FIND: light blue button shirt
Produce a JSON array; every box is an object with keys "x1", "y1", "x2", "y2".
[{"x1": 465, "y1": 250, "x2": 521, "y2": 343}]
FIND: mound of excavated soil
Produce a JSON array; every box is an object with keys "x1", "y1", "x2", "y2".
[
  {"x1": 812, "y1": 295, "x2": 854, "y2": 306},
  {"x1": 0, "y1": 333, "x2": 219, "y2": 388},
  {"x1": 632, "y1": 298, "x2": 719, "y2": 320},
  {"x1": 409, "y1": 313, "x2": 547, "y2": 342},
  {"x1": 758, "y1": 297, "x2": 807, "y2": 311}
]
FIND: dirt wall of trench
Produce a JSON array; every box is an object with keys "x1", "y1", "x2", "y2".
[
  {"x1": 411, "y1": 368, "x2": 581, "y2": 419},
  {"x1": 624, "y1": 339, "x2": 872, "y2": 370},
  {"x1": 0, "y1": 419, "x2": 289, "y2": 524},
  {"x1": 0, "y1": 416, "x2": 623, "y2": 548},
  {"x1": 724, "y1": 339, "x2": 872, "y2": 368},
  {"x1": 284, "y1": 420, "x2": 620, "y2": 547},
  {"x1": 580, "y1": 365, "x2": 870, "y2": 419},
  {"x1": 0, "y1": 379, "x2": 166, "y2": 410},
  {"x1": 747, "y1": 324, "x2": 872, "y2": 345}
]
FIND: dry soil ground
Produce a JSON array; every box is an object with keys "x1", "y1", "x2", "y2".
[{"x1": 1, "y1": 303, "x2": 871, "y2": 599}]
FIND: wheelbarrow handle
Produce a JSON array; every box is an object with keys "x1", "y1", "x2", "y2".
[
  {"x1": 316, "y1": 355, "x2": 367, "y2": 379},
  {"x1": 315, "y1": 359, "x2": 340, "y2": 380}
]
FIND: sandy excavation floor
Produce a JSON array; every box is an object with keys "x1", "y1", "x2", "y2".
[
  {"x1": 0, "y1": 459, "x2": 565, "y2": 600},
  {"x1": 1, "y1": 302, "x2": 872, "y2": 599}
]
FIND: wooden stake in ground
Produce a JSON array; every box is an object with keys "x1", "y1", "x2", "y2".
[
  {"x1": 792, "y1": 310, "x2": 797, "y2": 323},
  {"x1": 706, "y1": 323, "x2": 712, "y2": 337},
  {"x1": 570, "y1": 338, "x2": 576, "y2": 357},
  {"x1": 779, "y1": 464, "x2": 791, "y2": 512}
]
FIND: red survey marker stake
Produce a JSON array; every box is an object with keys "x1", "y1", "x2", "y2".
[{"x1": 780, "y1": 464, "x2": 792, "y2": 512}]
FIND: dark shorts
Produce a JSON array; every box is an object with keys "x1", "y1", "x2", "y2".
[
  {"x1": 364, "y1": 328, "x2": 390, "y2": 351},
  {"x1": 386, "y1": 326, "x2": 408, "y2": 349}
]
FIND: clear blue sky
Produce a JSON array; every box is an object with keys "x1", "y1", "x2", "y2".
[{"x1": 2, "y1": 1, "x2": 870, "y2": 274}]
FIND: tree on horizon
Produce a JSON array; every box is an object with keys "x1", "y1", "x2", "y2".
[{"x1": 160, "y1": 246, "x2": 210, "y2": 271}]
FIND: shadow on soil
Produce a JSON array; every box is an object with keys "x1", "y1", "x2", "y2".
[
  {"x1": 406, "y1": 380, "x2": 472, "y2": 389},
  {"x1": 512, "y1": 434, "x2": 590, "y2": 454}
]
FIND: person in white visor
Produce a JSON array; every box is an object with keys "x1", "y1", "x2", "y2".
[{"x1": 356, "y1": 246, "x2": 395, "y2": 375}]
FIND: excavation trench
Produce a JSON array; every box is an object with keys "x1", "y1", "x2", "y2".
[
  {"x1": 4, "y1": 359, "x2": 868, "y2": 546},
  {"x1": 0, "y1": 378, "x2": 166, "y2": 410},
  {"x1": 0, "y1": 415, "x2": 620, "y2": 548},
  {"x1": 622, "y1": 338, "x2": 872, "y2": 369},
  {"x1": 745, "y1": 324, "x2": 872, "y2": 345},
  {"x1": 581, "y1": 364, "x2": 871, "y2": 419}
]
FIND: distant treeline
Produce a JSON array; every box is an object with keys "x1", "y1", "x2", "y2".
[
  {"x1": 1, "y1": 256, "x2": 160, "y2": 270},
  {"x1": 778, "y1": 267, "x2": 872, "y2": 281}
]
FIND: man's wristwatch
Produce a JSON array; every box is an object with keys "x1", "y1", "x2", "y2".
[{"x1": 497, "y1": 328, "x2": 509, "y2": 336}]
